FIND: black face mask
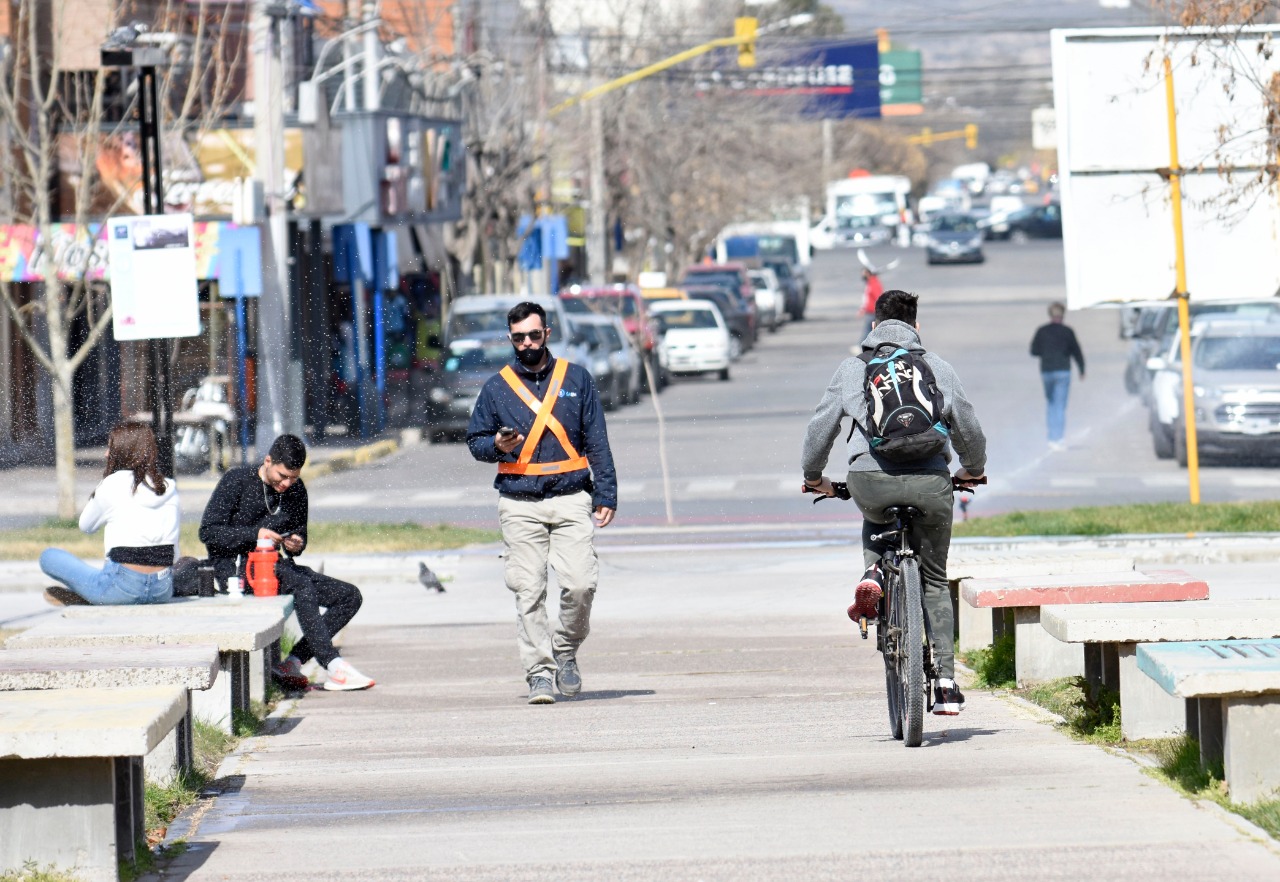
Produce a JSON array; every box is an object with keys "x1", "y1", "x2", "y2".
[{"x1": 513, "y1": 345, "x2": 545, "y2": 367}]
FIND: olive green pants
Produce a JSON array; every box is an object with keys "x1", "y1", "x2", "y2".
[{"x1": 846, "y1": 470, "x2": 955, "y2": 678}]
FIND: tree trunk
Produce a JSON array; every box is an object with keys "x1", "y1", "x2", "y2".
[{"x1": 52, "y1": 365, "x2": 77, "y2": 520}]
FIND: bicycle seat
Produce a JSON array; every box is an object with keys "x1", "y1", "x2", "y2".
[{"x1": 884, "y1": 505, "x2": 924, "y2": 524}]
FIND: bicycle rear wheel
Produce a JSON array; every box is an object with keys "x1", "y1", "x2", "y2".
[
  {"x1": 882, "y1": 570, "x2": 904, "y2": 740},
  {"x1": 899, "y1": 558, "x2": 926, "y2": 747}
]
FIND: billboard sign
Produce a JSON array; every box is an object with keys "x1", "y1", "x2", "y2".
[
  {"x1": 707, "y1": 40, "x2": 882, "y2": 118},
  {"x1": 1052, "y1": 26, "x2": 1280, "y2": 308},
  {"x1": 880, "y1": 49, "x2": 922, "y2": 115},
  {"x1": 107, "y1": 213, "x2": 200, "y2": 340}
]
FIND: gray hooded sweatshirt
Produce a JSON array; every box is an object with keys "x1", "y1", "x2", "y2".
[{"x1": 802, "y1": 319, "x2": 987, "y2": 478}]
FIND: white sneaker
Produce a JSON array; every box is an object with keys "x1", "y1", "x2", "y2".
[
  {"x1": 323, "y1": 658, "x2": 376, "y2": 691},
  {"x1": 1048, "y1": 440, "x2": 1067, "y2": 452}
]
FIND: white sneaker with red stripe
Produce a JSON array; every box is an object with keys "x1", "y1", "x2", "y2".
[{"x1": 323, "y1": 658, "x2": 376, "y2": 691}]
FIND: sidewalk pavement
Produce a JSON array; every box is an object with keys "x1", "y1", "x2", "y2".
[
  {"x1": 0, "y1": 429, "x2": 416, "y2": 528},
  {"x1": 135, "y1": 541, "x2": 1280, "y2": 881}
]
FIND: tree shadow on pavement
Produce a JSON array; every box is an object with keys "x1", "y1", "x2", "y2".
[{"x1": 922, "y1": 727, "x2": 1001, "y2": 746}]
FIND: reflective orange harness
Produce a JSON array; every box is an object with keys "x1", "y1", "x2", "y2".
[{"x1": 496, "y1": 359, "x2": 590, "y2": 476}]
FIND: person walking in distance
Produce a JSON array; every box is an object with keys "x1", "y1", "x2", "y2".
[
  {"x1": 200, "y1": 434, "x2": 374, "y2": 691},
  {"x1": 467, "y1": 301, "x2": 618, "y2": 705},
  {"x1": 1030, "y1": 301, "x2": 1085, "y2": 452},
  {"x1": 859, "y1": 267, "x2": 883, "y2": 338}
]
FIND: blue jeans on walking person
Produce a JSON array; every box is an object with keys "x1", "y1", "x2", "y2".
[
  {"x1": 39, "y1": 548, "x2": 174, "y2": 605},
  {"x1": 1041, "y1": 369, "x2": 1072, "y2": 443}
]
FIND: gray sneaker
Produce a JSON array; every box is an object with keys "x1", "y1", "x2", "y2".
[
  {"x1": 528, "y1": 676, "x2": 555, "y2": 705},
  {"x1": 555, "y1": 654, "x2": 582, "y2": 697}
]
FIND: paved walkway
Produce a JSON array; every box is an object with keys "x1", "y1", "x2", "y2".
[{"x1": 144, "y1": 543, "x2": 1280, "y2": 881}]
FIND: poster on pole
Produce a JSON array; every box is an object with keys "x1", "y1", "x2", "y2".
[
  {"x1": 108, "y1": 213, "x2": 200, "y2": 340},
  {"x1": 1051, "y1": 26, "x2": 1280, "y2": 309}
]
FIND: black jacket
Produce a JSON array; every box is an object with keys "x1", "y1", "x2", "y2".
[
  {"x1": 1030, "y1": 322, "x2": 1085, "y2": 375},
  {"x1": 199, "y1": 465, "x2": 308, "y2": 578},
  {"x1": 466, "y1": 356, "x2": 618, "y2": 508}
]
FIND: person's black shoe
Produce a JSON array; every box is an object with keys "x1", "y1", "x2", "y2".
[
  {"x1": 44, "y1": 586, "x2": 89, "y2": 607},
  {"x1": 934, "y1": 678, "x2": 965, "y2": 715},
  {"x1": 528, "y1": 676, "x2": 555, "y2": 704},
  {"x1": 554, "y1": 654, "x2": 582, "y2": 697}
]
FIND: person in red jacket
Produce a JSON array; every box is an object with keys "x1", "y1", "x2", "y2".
[{"x1": 859, "y1": 268, "x2": 883, "y2": 336}]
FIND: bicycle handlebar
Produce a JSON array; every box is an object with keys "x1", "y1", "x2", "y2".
[{"x1": 801, "y1": 475, "x2": 986, "y2": 504}]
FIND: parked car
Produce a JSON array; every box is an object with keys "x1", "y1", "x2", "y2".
[
  {"x1": 560, "y1": 285, "x2": 664, "y2": 391},
  {"x1": 679, "y1": 284, "x2": 753, "y2": 359},
  {"x1": 571, "y1": 313, "x2": 642, "y2": 406},
  {"x1": 1000, "y1": 203, "x2": 1062, "y2": 241},
  {"x1": 565, "y1": 318, "x2": 629, "y2": 410},
  {"x1": 425, "y1": 333, "x2": 512, "y2": 442},
  {"x1": 763, "y1": 259, "x2": 807, "y2": 321},
  {"x1": 649, "y1": 299, "x2": 732, "y2": 382},
  {"x1": 925, "y1": 214, "x2": 985, "y2": 265},
  {"x1": 748, "y1": 268, "x2": 786, "y2": 332},
  {"x1": 679, "y1": 263, "x2": 759, "y2": 342},
  {"x1": 1147, "y1": 320, "x2": 1280, "y2": 464},
  {"x1": 1126, "y1": 301, "x2": 1280, "y2": 402},
  {"x1": 446, "y1": 294, "x2": 571, "y2": 354},
  {"x1": 980, "y1": 195, "x2": 1026, "y2": 240}
]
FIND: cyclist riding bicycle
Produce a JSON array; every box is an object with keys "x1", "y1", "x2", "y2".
[{"x1": 801, "y1": 289, "x2": 986, "y2": 715}]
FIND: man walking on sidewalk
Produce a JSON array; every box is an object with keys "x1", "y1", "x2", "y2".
[
  {"x1": 1030, "y1": 301, "x2": 1086, "y2": 451},
  {"x1": 467, "y1": 301, "x2": 618, "y2": 705}
]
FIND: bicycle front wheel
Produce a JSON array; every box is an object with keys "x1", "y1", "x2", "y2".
[
  {"x1": 883, "y1": 568, "x2": 903, "y2": 740},
  {"x1": 899, "y1": 558, "x2": 926, "y2": 747}
]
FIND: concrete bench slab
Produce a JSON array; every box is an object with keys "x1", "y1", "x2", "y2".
[
  {"x1": 1041, "y1": 600, "x2": 1280, "y2": 740},
  {"x1": 0, "y1": 645, "x2": 220, "y2": 786},
  {"x1": 6, "y1": 612, "x2": 284, "y2": 733},
  {"x1": 951, "y1": 554, "x2": 1137, "y2": 657},
  {"x1": 1138, "y1": 640, "x2": 1280, "y2": 804},
  {"x1": 60, "y1": 593, "x2": 294, "y2": 618},
  {"x1": 958, "y1": 569, "x2": 1208, "y2": 688},
  {"x1": 0, "y1": 686, "x2": 186, "y2": 881}
]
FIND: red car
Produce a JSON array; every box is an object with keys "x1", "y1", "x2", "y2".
[{"x1": 559, "y1": 285, "x2": 666, "y2": 391}]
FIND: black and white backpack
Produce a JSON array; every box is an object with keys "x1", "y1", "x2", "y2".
[{"x1": 857, "y1": 344, "x2": 950, "y2": 461}]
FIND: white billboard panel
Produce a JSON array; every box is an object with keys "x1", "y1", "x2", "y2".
[
  {"x1": 108, "y1": 213, "x2": 201, "y2": 341},
  {"x1": 1051, "y1": 26, "x2": 1280, "y2": 308}
]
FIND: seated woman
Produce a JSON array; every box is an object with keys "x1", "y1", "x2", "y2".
[{"x1": 41, "y1": 422, "x2": 181, "y2": 606}]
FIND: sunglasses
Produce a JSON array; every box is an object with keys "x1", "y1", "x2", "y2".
[{"x1": 510, "y1": 330, "x2": 546, "y2": 344}]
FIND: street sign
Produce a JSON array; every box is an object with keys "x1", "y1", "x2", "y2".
[
  {"x1": 1031, "y1": 107, "x2": 1056, "y2": 150},
  {"x1": 1052, "y1": 26, "x2": 1280, "y2": 308},
  {"x1": 106, "y1": 213, "x2": 200, "y2": 341},
  {"x1": 879, "y1": 49, "x2": 922, "y2": 116}
]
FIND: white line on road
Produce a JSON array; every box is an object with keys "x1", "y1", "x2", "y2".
[
  {"x1": 1049, "y1": 477, "x2": 1097, "y2": 488},
  {"x1": 410, "y1": 490, "x2": 467, "y2": 504},
  {"x1": 311, "y1": 493, "x2": 375, "y2": 508},
  {"x1": 686, "y1": 478, "x2": 735, "y2": 495}
]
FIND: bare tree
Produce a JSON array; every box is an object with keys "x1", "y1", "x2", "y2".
[{"x1": 0, "y1": 0, "x2": 242, "y2": 517}]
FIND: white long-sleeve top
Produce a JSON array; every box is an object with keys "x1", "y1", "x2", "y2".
[{"x1": 80, "y1": 470, "x2": 181, "y2": 564}]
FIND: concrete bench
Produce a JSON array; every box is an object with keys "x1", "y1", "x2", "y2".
[
  {"x1": 959, "y1": 569, "x2": 1208, "y2": 686},
  {"x1": 0, "y1": 645, "x2": 219, "y2": 785},
  {"x1": 1137, "y1": 639, "x2": 1280, "y2": 803},
  {"x1": 950, "y1": 552, "x2": 1138, "y2": 655},
  {"x1": 0, "y1": 686, "x2": 186, "y2": 881},
  {"x1": 5, "y1": 609, "x2": 284, "y2": 733},
  {"x1": 61, "y1": 595, "x2": 295, "y2": 703},
  {"x1": 1040, "y1": 599, "x2": 1280, "y2": 740}
]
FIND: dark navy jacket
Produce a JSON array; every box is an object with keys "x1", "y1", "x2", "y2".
[{"x1": 467, "y1": 356, "x2": 618, "y2": 509}]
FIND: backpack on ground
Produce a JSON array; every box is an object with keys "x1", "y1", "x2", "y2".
[{"x1": 857, "y1": 345, "x2": 950, "y2": 461}]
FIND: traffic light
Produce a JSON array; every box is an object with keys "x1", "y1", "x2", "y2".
[
  {"x1": 736, "y1": 17, "x2": 757, "y2": 68},
  {"x1": 965, "y1": 123, "x2": 978, "y2": 149}
]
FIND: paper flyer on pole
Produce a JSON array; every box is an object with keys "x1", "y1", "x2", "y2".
[{"x1": 108, "y1": 213, "x2": 201, "y2": 340}]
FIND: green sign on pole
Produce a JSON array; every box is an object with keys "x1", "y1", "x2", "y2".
[{"x1": 879, "y1": 49, "x2": 922, "y2": 107}]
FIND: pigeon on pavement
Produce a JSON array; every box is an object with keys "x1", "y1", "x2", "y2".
[{"x1": 419, "y1": 562, "x2": 446, "y2": 593}]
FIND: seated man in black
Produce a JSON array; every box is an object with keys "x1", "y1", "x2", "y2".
[{"x1": 199, "y1": 434, "x2": 375, "y2": 691}]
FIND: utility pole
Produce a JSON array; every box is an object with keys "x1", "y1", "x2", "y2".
[
  {"x1": 587, "y1": 93, "x2": 607, "y2": 284},
  {"x1": 253, "y1": 1, "x2": 300, "y2": 450},
  {"x1": 362, "y1": 0, "x2": 380, "y2": 111}
]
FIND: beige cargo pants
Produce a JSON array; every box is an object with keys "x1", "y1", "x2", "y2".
[{"x1": 497, "y1": 490, "x2": 599, "y2": 682}]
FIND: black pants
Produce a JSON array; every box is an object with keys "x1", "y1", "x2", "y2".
[{"x1": 276, "y1": 563, "x2": 363, "y2": 669}]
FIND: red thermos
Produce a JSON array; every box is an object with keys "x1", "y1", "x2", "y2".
[{"x1": 246, "y1": 538, "x2": 279, "y2": 596}]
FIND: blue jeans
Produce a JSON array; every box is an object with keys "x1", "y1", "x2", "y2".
[
  {"x1": 39, "y1": 548, "x2": 174, "y2": 605},
  {"x1": 1041, "y1": 370, "x2": 1071, "y2": 442}
]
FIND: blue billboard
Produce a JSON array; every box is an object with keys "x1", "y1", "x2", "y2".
[{"x1": 715, "y1": 40, "x2": 881, "y2": 119}]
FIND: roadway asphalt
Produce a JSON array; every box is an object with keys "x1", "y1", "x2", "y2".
[
  {"x1": 3, "y1": 239, "x2": 1277, "y2": 533},
  {"x1": 149, "y1": 545, "x2": 1280, "y2": 881}
]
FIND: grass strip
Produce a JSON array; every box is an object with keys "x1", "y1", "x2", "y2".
[
  {"x1": 1148, "y1": 736, "x2": 1280, "y2": 840},
  {"x1": 0, "y1": 865, "x2": 81, "y2": 882},
  {"x1": 954, "y1": 498, "x2": 1280, "y2": 537},
  {"x1": 0, "y1": 520, "x2": 499, "y2": 561},
  {"x1": 960, "y1": 632, "x2": 1016, "y2": 689}
]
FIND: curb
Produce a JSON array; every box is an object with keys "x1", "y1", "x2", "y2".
[{"x1": 301, "y1": 437, "x2": 403, "y2": 481}]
